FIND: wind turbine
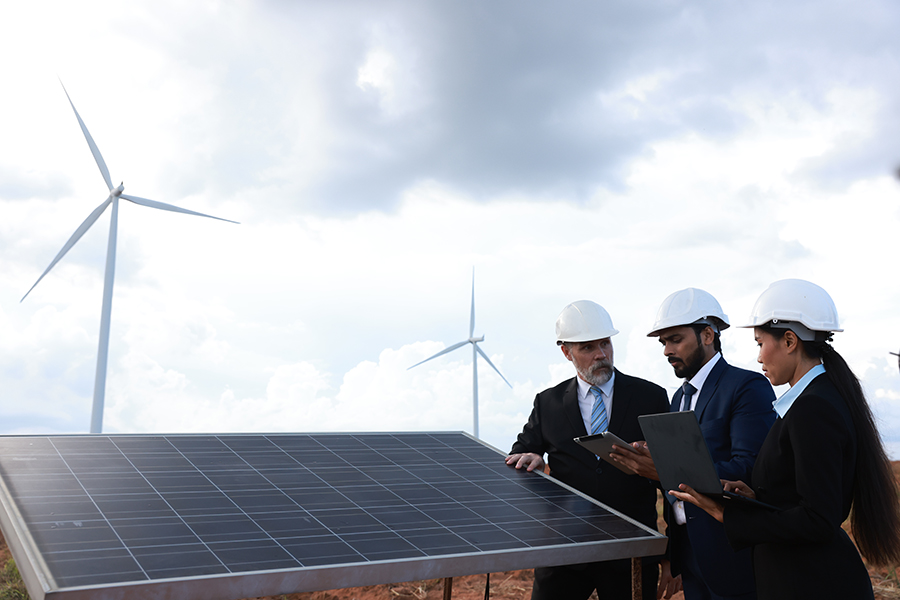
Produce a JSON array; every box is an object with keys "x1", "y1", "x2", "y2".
[
  {"x1": 408, "y1": 270, "x2": 511, "y2": 438},
  {"x1": 21, "y1": 82, "x2": 238, "y2": 434}
]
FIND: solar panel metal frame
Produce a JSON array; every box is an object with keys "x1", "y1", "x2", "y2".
[{"x1": 0, "y1": 432, "x2": 666, "y2": 600}]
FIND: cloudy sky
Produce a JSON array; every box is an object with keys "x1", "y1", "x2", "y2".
[{"x1": 1, "y1": 1, "x2": 899, "y2": 458}]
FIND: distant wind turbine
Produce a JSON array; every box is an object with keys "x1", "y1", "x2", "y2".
[
  {"x1": 408, "y1": 270, "x2": 511, "y2": 438},
  {"x1": 21, "y1": 81, "x2": 238, "y2": 434}
]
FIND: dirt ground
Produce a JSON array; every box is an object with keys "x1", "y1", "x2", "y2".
[{"x1": 266, "y1": 571, "x2": 536, "y2": 600}]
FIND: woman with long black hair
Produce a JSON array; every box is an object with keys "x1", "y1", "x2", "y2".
[{"x1": 669, "y1": 279, "x2": 900, "y2": 600}]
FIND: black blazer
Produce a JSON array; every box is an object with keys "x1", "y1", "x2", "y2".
[
  {"x1": 511, "y1": 369, "x2": 669, "y2": 529},
  {"x1": 723, "y1": 374, "x2": 872, "y2": 600},
  {"x1": 665, "y1": 358, "x2": 776, "y2": 597}
]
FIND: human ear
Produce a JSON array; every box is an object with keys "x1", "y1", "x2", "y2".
[{"x1": 783, "y1": 330, "x2": 799, "y2": 353}]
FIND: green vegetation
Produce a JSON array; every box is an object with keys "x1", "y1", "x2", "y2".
[{"x1": 0, "y1": 559, "x2": 29, "y2": 600}]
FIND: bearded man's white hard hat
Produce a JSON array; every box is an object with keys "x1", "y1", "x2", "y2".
[
  {"x1": 556, "y1": 300, "x2": 619, "y2": 344},
  {"x1": 647, "y1": 288, "x2": 730, "y2": 337}
]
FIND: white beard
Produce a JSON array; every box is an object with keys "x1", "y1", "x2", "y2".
[{"x1": 576, "y1": 360, "x2": 613, "y2": 386}]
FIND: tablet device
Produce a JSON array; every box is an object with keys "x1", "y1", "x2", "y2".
[
  {"x1": 574, "y1": 431, "x2": 639, "y2": 474},
  {"x1": 638, "y1": 411, "x2": 777, "y2": 510}
]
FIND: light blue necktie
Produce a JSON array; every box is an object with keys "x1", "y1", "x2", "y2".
[{"x1": 589, "y1": 386, "x2": 609, "y2": 434}]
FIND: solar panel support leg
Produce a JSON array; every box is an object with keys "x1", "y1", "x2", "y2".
[
  {"x1": 443, "y1": 576, "x2": 453, "y2": 599},
  {"x1": 631, "y1": 557, "x2": 642, "y2": 600}
]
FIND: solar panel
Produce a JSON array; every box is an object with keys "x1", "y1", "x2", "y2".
[{"x1": 0, "y1": 432, "x2": 666, "y2": 600}]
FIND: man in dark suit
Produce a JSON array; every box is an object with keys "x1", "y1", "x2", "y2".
[
  {"x1": 507, "y1": 300, "x2": 669, "y2": 600},
  {"x1": 612, "y1": 288, "x2": 776, "y2": 600}
]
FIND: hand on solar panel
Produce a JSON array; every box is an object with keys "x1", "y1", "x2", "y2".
[
  {"x1": 668, "y1": 483, "x2": 725, "y2": 523},
  {"x1": 608, "y1": 441, "x2": 660, "y2": 481},
  {"x1": 505, "y1": 452, "x2": 545, "y2": 472}
]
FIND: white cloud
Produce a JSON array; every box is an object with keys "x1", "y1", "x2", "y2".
[
  {"x1": 2, "y1": 0, "x2": 900, "y2": 461},
  {"x1": 357, "y1": 49, "x2": 399, "y2": 110},
  {"x1": 98, "y1": 340, "x2": 552, "y2": 452}
]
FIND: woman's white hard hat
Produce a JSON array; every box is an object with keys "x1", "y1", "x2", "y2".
[
  {"x1": 556, "y1": 300, "x2": 619, "y2": 344},
  {"x1": 647, "y1": 288, "x2": 730, "y2": 337},
  {"x1": 739, "y1": 279, "x2": 842, "y2": 341}
]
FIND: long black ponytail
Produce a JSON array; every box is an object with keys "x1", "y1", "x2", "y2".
[
  {"x1": 807, "y1": 341, "x2": 900, "y2": 567},
  {"x1": 762, "y1": 321, "x2": 900, "y2": 566}
]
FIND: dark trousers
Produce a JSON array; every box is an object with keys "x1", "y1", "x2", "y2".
[
  {"x1": 532, "y1": 557, "x2": 659, "y2": 600},
  {"x1": 672, "y1": 525, "x2": 755, "y2": 600}
]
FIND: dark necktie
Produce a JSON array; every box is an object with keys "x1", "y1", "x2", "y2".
[{"x1": 680, "y1": 382, "x2": 697, "y2": 412}]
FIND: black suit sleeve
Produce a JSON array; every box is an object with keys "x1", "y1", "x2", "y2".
[
  {"x1": 511, "y1": 394, "x2": 547, "y2": 456},
  {"x1": 509, "y1": 374, "x2": 669, "y2": 529},
  {"x1": 717, "y1": 371, "x2": 777, "y2": 483},
  {"x1": 724, "y1": 391, "x2": 854, "y2": 548}
]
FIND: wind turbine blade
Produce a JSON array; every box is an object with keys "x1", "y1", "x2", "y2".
[
  {"x1": 121, "y1": 194, "x2": 240, "y2": 224},
  {"x1": 469, "y1": 268, "x2": 476, "y2": 338},
  {"x1": 21, "y1": 197, "x2": 113, "y2": 301},
  {"x1": 60, "y1": 81, "x2": 113, "y2": 191},
  {"x1": 474, "y1": 344, "x2": 512, "y2": 388},
  {"x1": 408, "y1": 340, "x2": 470, "y2": 370}
]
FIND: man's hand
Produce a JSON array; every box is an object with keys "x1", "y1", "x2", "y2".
[
  {"x1": 657, "y1": 559, "x2": 682, "y2": 599},
  {"x1": 505, "y1": 452, "x2": 545, "y2": 472},
  {"x1": 609, "y1": 441, "x2": 660, "y2": 480}
]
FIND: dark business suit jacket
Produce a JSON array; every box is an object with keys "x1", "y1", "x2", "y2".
[
  {"x1": 667, "y1": 357, "x2": 776, "y2": 597},
  {"x1": 723, "y1": 374, "x2": 872, "y2": 600},
  {"x1": 511, "y1": 369, "x2": 669, "y2": 529}
]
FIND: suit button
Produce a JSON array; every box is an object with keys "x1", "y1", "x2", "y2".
[{"x1": 595, "y1": 466, "x2": 603, "y2": 474}]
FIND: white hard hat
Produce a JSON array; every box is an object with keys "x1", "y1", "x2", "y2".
[
  {"x1": 739, "y1": 279, "x2": 842, "y2": 341},
  {"x1": 647, "y1": 288, "x2": 730, "y2": 337},
  {"x1": 556, "y1": 300, "x2": 619, "y2": 344}
]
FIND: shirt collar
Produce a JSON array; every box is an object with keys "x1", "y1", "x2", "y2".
[
  {"x1": 577, "y1": 370, "x2": 616, "y2": 400},
  {"x1": 686, "y1": 352, "x2": 721, "y2": 395},
  {"x1": 773, "y1": 364, "x2": 826, "y2": 418}
]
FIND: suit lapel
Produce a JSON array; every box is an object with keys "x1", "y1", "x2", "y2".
[
  {"x1": 693, "y1": 357, "x2": 727, "y2": 420},
  {"x1": 671, "y1": 387, "x2": 683, "y2": 412},
  {"x1": 608, "y1": 369, "x2": 628, "y2": 433},
  {"x1": 562, "y1": 378, "x2": 588, "y2": 437}
]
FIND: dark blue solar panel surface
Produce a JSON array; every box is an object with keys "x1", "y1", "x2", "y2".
[{"x1": 0, "y1": 433, "x2": 663, "y2": 600}]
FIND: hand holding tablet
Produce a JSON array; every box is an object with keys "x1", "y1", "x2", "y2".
[{"x1": 574, "y1": 432, "x2": 640, "y2": 473}]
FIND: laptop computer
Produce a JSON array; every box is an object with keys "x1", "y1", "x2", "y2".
[{"x1": 638, "y1": 411, "x2": 776, "y2": 510}]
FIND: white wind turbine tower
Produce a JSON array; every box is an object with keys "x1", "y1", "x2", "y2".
[
  {"x1": 21, "y1": 82, "x2": 238, "y2": 434},
  {"x1": 408, "y1": 270, "x2": 511, "y2": 438}
]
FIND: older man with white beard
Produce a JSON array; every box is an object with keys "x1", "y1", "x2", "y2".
[{"x1": 507, "y1": 300, "x2": 670, "y2": 600}]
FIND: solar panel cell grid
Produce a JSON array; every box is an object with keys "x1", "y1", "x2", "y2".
[{"x1": 0, "y1": 432, "x2": 665, "y2": 600}]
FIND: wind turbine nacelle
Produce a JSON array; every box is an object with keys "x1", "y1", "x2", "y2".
[
  {"x1": 111, "y1": 183, "x2": 125, "y2": 197},
  {"x1": 469, "y1": 336, "x2": 485, "y2": 343}
]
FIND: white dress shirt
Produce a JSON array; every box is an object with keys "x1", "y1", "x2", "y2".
[
  {"x1": 682, "y1": 352, "x2": 721, "y2": 411},
  {"x1": 674, "y1": 352, "x2": 721, "y2": 524},
  {"x1": 577, "y1": 371, "x2": 615, "y2": 434}
]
